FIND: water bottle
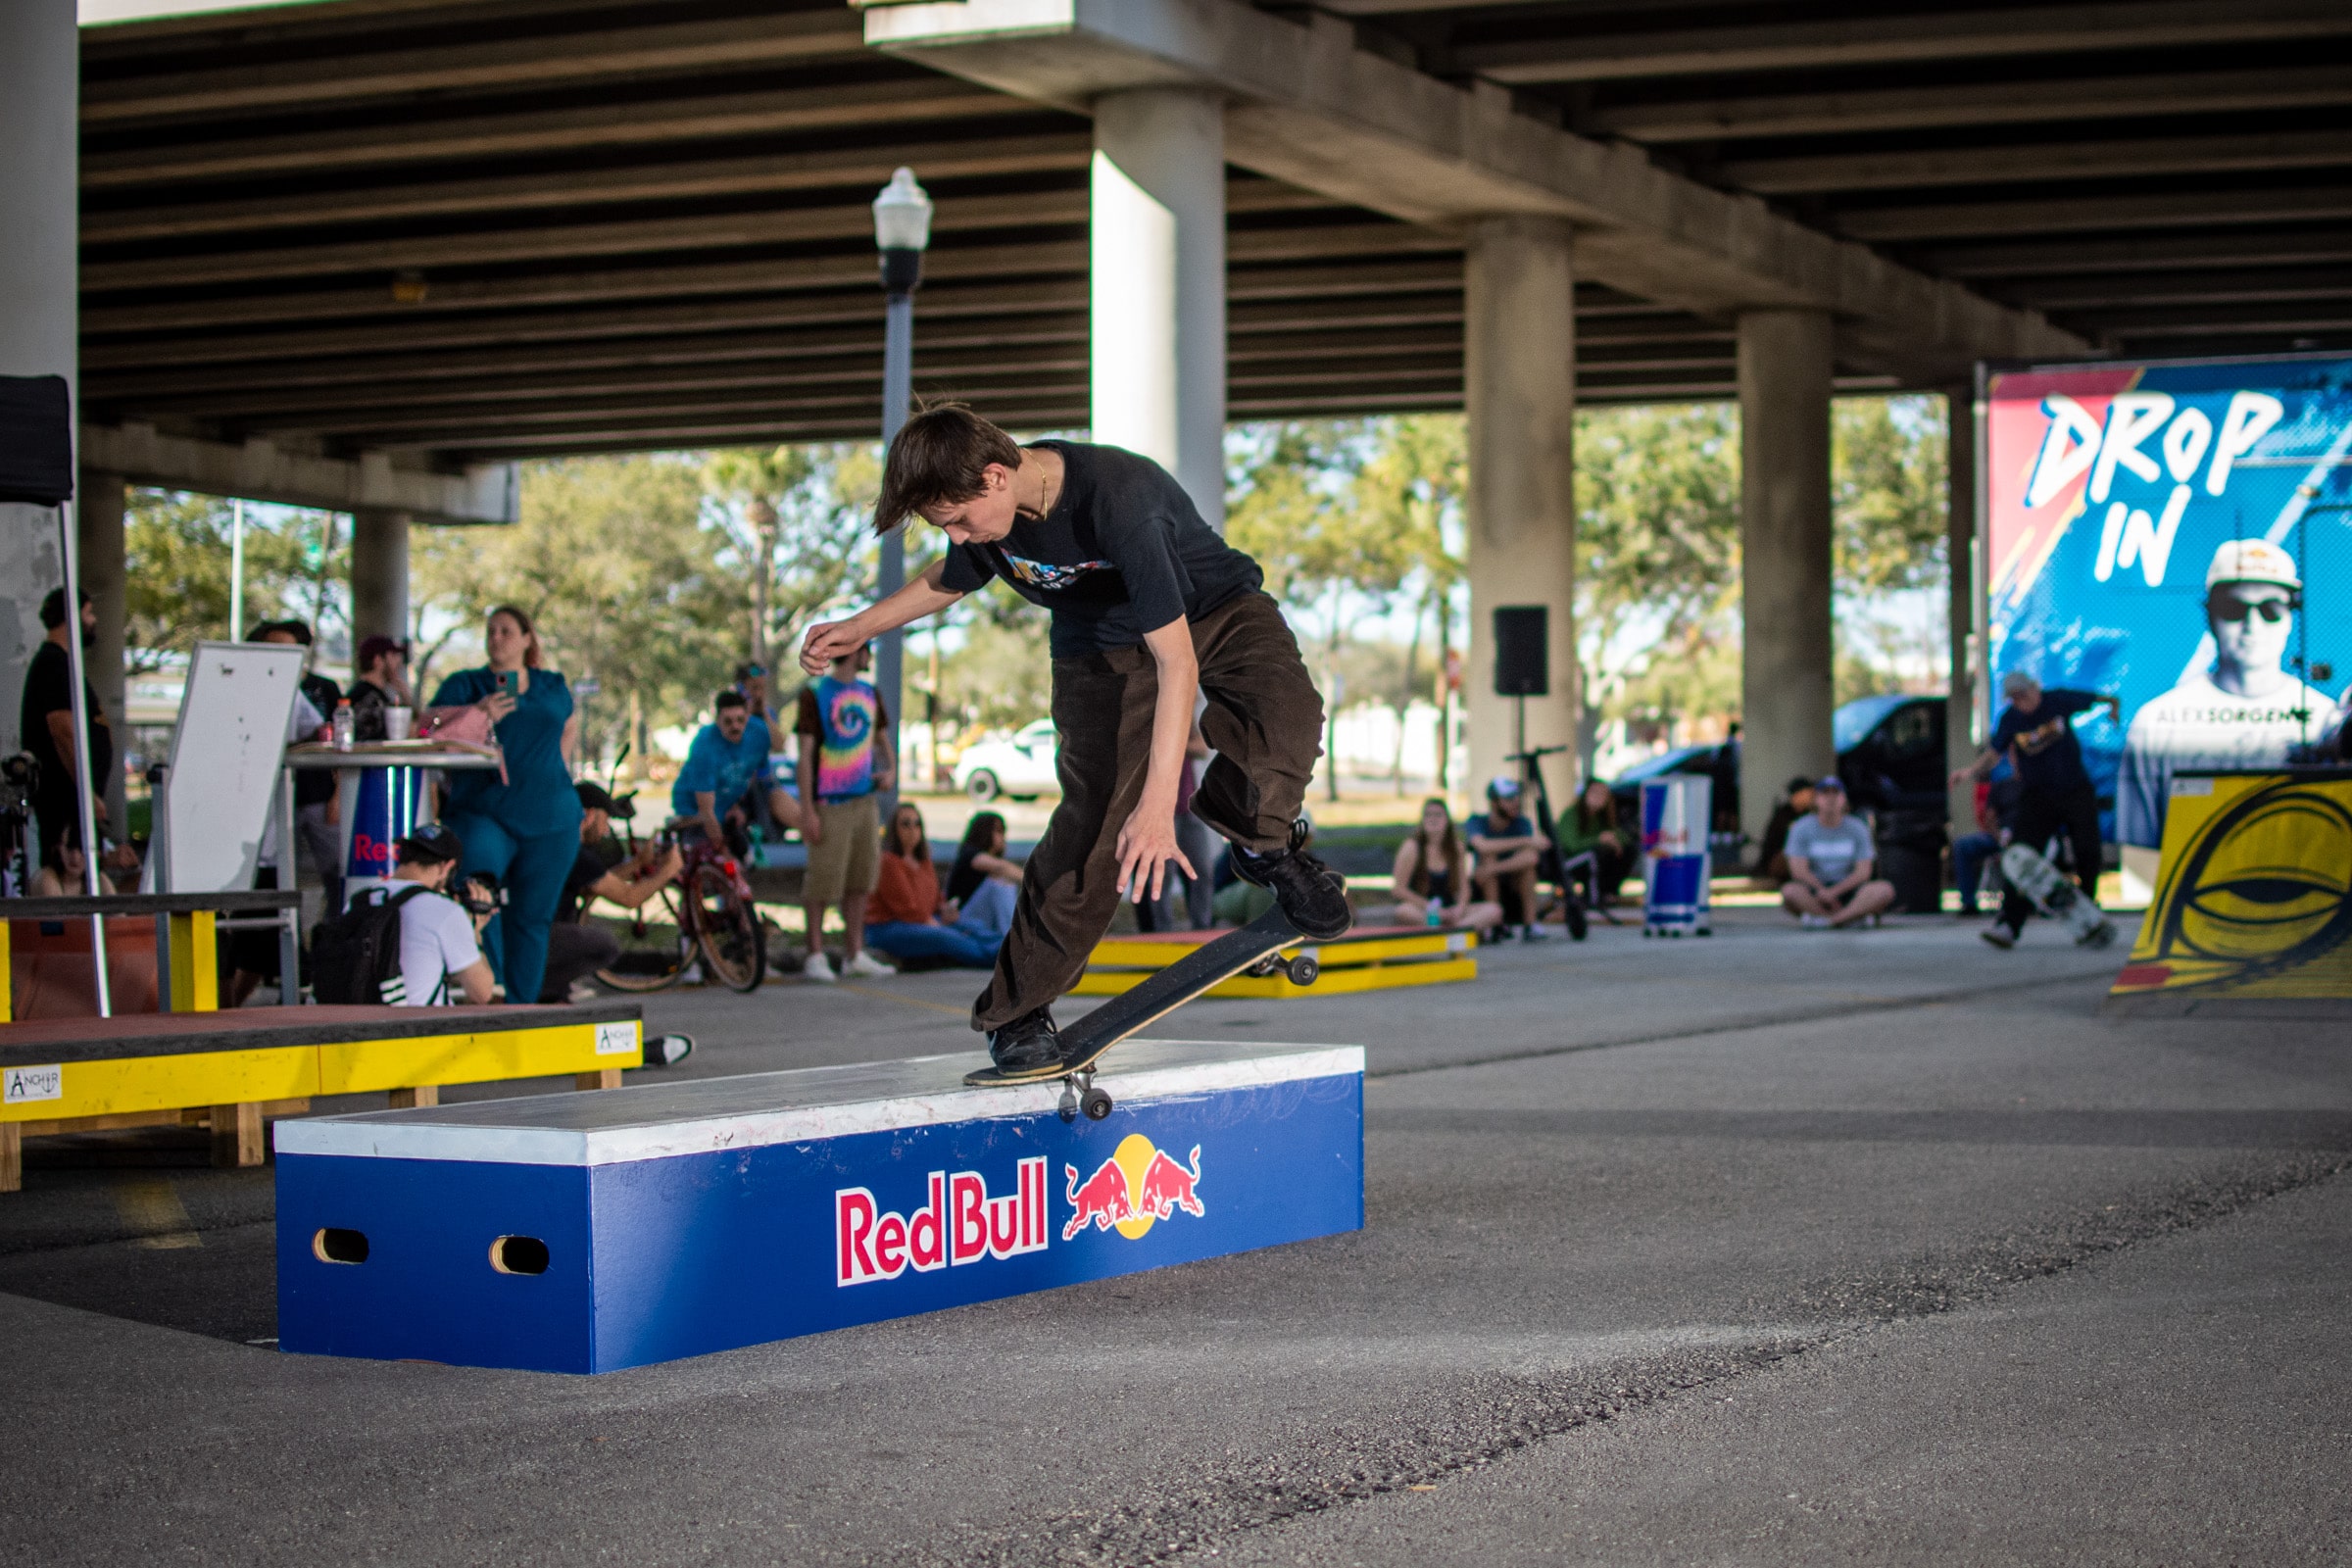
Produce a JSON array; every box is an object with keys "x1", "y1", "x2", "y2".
[
  {"x1": 1425, "y1": 897, "x2": 1444, "y2": 928},
  {"x1": 332, "y1": 698, "x2": 355, "y2": 751}
]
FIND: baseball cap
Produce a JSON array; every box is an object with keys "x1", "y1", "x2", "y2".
[
  {"x1": 1487, "y1": 774, "x2": 1523, "y2": 800},
  {"x1": 575, "y1": 781, "x2": 617, "y2": 814},
  {"x1": 1816, "y1": 774, "x2": 1845, "y2": 794},
  {"x1": 2205, "y1": 538, "x2": 2300, "y2": 592},
  {"x1": 356, "y1": 633, "x2": 407, "y2": 669},
  {"x1": 393, "y1": 824, "x2": 464, "y2": 866}
]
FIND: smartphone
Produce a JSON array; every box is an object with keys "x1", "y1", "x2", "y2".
[{"x1": 496, "y1": 669, "x2": 520, "y2": 698}]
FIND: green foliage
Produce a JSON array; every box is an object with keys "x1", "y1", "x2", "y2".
[
  {"x1": 1835, "y1": 395, "x2": 1948, "y2": 598},
  {"x1": 123, "y1": 491, "x2": 345, "y2": 674},
  {"x1": 701, "y1": 444, "x2": 883, "y2": 662}
]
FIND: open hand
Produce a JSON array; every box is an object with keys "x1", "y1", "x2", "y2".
[
  {"x1": 800, "y1": 619, "x2": 865, "y2": 676},
  {"x1": 1115, "y1": 803, "x2": 1196, "y2": 904},
  {"x1": 477, "y1": 690, "x2": 517, "y2": 722}
]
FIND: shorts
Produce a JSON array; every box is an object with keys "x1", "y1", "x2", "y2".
[{"x1": 804, "y1": 795, "x2": 880, "y2": 906}]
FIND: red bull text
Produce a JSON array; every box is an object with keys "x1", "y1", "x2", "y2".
[{"x1": 835, "y1": 1157, "x2": 1050, "y2": 1285}]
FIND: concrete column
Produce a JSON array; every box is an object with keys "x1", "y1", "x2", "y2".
[
  {"x1": 78, "y1": 472, "x2": 129, "y2": 828},
  {"x1": 0, "y1": 0, "x2": 78, "y2": 758},
  {"x1": 1945, "y1": 387, "x2": 1980, "y2": 838},
  {"x1": 1091, "y1": 87, "x2": 1226, "y2": 526},
  {"x1": 1463, "y1": 218, "x2": 1579, "y2": 796},
  {"x1": 350, "y1": 509, "x2": 412, "y2": 645},
  {"x1": 1737, "y1": 309, "x2": 1836, "y2": 859}
]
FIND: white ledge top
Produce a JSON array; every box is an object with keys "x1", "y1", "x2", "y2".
[{"x1": 272, "y1": 1040, "x2": 1364, "y2": 1167}]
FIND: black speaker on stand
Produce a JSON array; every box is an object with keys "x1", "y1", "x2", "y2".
[{"x1": 1493, "y1": 605, "x2": 1548, "y2": 760}]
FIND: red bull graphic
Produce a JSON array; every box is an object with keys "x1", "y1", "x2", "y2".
[
  {"x1": 835, "y1": 1157, "x2": 1048, "y2": 1286},
  {"x1": 1065, "y1": 1134, "x2": 1207, "y2": 1241}
]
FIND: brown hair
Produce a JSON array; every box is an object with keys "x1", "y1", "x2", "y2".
[
  {"x1": 872, "y1": 403, "x2": 1024, "y2": 534},
  {"x1": 1573, "y1": 780, "x2": 1618, "y2": 837},
  {"x1": 487, "y1": 604, "x2": 543, "y2": 667},
  {"x1": 885, "y1": 802, "x2": 930, "y2": 864},
  {"x1": 1404, "y1": 797, "x2": 1465, "y2": 897}
]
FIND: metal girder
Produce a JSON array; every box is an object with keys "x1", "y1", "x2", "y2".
[
  {"x1": 1587, "y1": 65, "x2": 2352, "y2": 146},
  {"x1": 1838, "y1": 185, "x2": 2352, "y2": 243},
  {"x1": 1997, "y1": 267, "x2": 2352, "y2": 311},
  {"x1": 76, "y1": 423, "x2": 518, "y2": 524},
  {"x1": 1454, "y1": 0, "x2": 2352, "y2": 84},
  {"x1": 1925, "y1": 226, "x2": 2352, "y2": 279},
  {"x1": 866, "y1": 0, "x2": 2086, "y2": 380},
  {"x1": 1728, "y1": 128, "x2": 2352, "y2": 198}
]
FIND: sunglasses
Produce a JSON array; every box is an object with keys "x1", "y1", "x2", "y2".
[{"x1": 2210, "y1": 596, "x2": 2294, "y2": 623}]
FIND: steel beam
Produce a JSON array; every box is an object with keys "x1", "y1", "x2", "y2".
[
  {"x1": 76, "y1": 423, "x2": 517, "y2": 525},
  {"x1": 1729, "y1": 128, "x2": 2352, "y2": 197}
]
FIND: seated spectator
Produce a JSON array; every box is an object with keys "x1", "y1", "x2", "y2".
[
  {"x1": 30, "y1": 826, "x2": 141, "y2": 897},
  {"x1": 347, "y1": 634, "x2": 417, "y2": 742},
  {"x1": 863, "y1": 803, "x2": 999, "y2": 968},
  {"x1": 944, "y1": 809, "x2": 1021, "y2": 944},
  {"x1": 1468, "y1": 776, "x2": 1549, "y2": 941},
  {"x1": 671, "y1": 689, "x2": 802, "y2": 855},
  {"x1": 1556, "y1": 779, "x2": 1633, "y2": 908},
  {"x1": 1780, "y1": 776, "x2": 1896, "y2": 930},
  {"x1": 1751, "y1": 775, "x2": 1819, "y2": 887},
  {"x1": 539, "y1": 782, "x2": 682, "y2": 1003},
  {"x1": 1950, "y1": 771, "x2": 2022, "y2": 918},
  {"x1": 1390, "y1": 797, "x2": 1503, "y2": 934},
  {"x1": 357, "y1": 825, "x2": 496, "y2": 1005}
]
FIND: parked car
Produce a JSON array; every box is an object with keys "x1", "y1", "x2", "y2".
[
  {"x1": 954, "y1": 718, "x2": 1059, "y2": 802},
  {"x1": 1603, "y1": 695, "x2": 1951, "y2": 841}
]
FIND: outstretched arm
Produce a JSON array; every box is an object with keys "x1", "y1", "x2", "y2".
[
  {"x1": 1114, "y1": 618, "x2": 1200, "y2": 903},
  {"x1": 800, "y1": 559, "x2": 964, "y2": 674}
]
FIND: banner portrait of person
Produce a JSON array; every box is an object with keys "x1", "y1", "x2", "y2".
[{"x1": 1984, "y1": 353, "x2": 2352, "y2": 867}]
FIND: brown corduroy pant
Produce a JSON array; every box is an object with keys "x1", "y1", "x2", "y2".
[{"x1": 971, "y1": 590, "x2": 1323, "y2": 1032}]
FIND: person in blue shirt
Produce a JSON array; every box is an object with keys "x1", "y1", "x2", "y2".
[
  {"x1": 671, "y1": 689, "x2": 803, "y2": 854},
  {"x1": 1950, "y1": 670, "x2": 2122, "y2": 949},
  {"x1": 429, "y1": 605, "x2": 584, "y2": 1006}
]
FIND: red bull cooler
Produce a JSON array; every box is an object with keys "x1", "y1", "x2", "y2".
[
  {"x1": 1642, "y1": 775, "x2": 1712, "y2": 937},
  {"x1": 337, "y1": 765, "x2": 427, "y2": 912}
]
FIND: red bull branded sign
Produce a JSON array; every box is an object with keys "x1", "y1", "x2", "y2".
[
  {"x1": 1983, "y1": 354, "x2": 2352, "y2": 849},
  {"x1": 274, "y1": 1042, "x2": 1363, "y2": 1373}
]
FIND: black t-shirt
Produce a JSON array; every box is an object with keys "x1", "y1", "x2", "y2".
[
  {"x1": 348, "y1": 678, "x2": 396, "y2": 741},
  {"x1": 936, "y1": 441, "x2": 1262, "y2": 658},
  {"x1": 557, "y1": 837, "x2": 624, "y2": 924},
  {"x1": 19, "y1": 640, "x2": 111, "y2": 817},
  {"x1": 295, "y1": 671, "x2": 341, "y2": 806},
  {"x1": 1988, "y1": 689, "x2": 2099, "y2": 800},
  {"x1": 946, "y1": 851, "x2": 987, "y2": 906}
]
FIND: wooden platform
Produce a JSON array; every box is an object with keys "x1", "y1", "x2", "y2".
[
  {"x1": 1071, "y1": 923, "x2": 1478, "y2": 1000},
  {"x1": 275, "y1": 1040, "x2": 1364, "y2": 1373},
  {"x1": 0, "y1": 1003, "x2": 642, "y2": 1191}
]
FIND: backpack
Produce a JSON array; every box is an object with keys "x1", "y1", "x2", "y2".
[{"x1": 312, "y1": 885, "x2": 429, "y2": 1004}]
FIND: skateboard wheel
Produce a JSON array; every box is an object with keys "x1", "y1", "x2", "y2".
[
  {"x1": 1286, "y1": 955, "x2": 1319, "y2": 986},
  {"x1": 1081, "y1": 1087, "x2": 1114, "y2": 1121}
]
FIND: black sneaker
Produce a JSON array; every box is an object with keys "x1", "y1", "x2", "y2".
[
  {"x1": 987, "y1": 1005, "x2": 1063, "y2": 1074},
  {"x1": 1980, "y1": 920, "x2": 2018, "y2": 950},
  {"x1": 1233, "y1": 846, "x2": 1353, "y2": 940}
]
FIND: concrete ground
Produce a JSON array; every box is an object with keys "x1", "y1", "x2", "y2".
[{"x1": 4, "y1": 907, "x2": 2347, "y2": 1565}]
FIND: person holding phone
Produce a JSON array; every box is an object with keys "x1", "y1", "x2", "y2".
[{"x1": 429, "y1": 605, "x2": 583, "y2": 1005}]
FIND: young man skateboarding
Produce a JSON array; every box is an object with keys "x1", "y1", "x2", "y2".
[{"x1": 799, "y1": 405, "x2": 1350, "y2": 1076}]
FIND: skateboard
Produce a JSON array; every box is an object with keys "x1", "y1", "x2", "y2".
[
  {"x1": 962, "y1": 906, "x2": 1321, "y2": 1119},
  {"x1": 1999, "y1": 843, "x2": 2115, "y2": 948}
]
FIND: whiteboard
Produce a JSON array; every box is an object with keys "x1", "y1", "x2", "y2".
[{"x1": 158, "y1": 639, "x2": 307, "y2": 893}]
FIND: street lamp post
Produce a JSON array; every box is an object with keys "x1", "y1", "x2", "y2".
[{"x1": 872, "y1": 166, "x2": 932, "y2": 814}]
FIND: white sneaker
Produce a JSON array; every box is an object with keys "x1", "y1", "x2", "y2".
[
  {"x1": 846, "y1": 950, "x2": 896, "y2": 977},
  {"x1": 1799, "y1": 913, "x2": 1830, "y2": 930},
  {"x1": 802, "y1": 951, "x2": 837, "y2": 983}
]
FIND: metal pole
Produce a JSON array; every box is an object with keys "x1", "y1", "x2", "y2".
[
  {"x1": 877, "y1": 286, "x2": 914, "y2": 817},
  {"x1": 57, "y1": 502, "x2": 112, "y2": 1018},
  {"x1": 229, "y1": 497, "x2": 246, "y2": 642}
]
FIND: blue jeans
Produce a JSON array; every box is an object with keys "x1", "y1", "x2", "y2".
[
  {"x1": 953, "y1": 877, "x2": 1017, "y2": 943},
  {"x1": 865, "y1": 920, "x2": 999, "y2": 968},
  {"x1": 444, "y1": 811, "x2": 578, "y2": 1006},
  {"x1": 1952, "y1": 831, "x2": 2000, "y2": 910}
]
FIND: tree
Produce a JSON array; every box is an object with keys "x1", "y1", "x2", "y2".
[
  {"x1": 1833, "y1": 395, "x2": 1951, "y2": 700},
  {"x1": 702, "y1": 443, "x2": 884, "y2": 668},
  {"x1": 1351, "y1": 416, "x2": 1467, "y2": 790},
  {"x1": 123, "y1": 490, "x2": 345, "y2": 674}
]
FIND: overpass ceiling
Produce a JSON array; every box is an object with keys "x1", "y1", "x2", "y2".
[{"x1": 77, "y1": 1, "x2": 2352, "y2": 466}]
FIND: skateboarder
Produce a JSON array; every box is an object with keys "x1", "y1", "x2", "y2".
[
  {"x1": 1950, "y1": 671, "x2": 2121, "y2": 949},
  {"x1": 799, "y1": 405, "x2": 1352, "y2": 1076}
]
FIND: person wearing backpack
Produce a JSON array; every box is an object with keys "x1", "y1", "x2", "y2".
[{"x1": 317, "y1": 825, "x2": 494, "y2": 1006}]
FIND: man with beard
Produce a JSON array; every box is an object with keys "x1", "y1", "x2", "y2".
[{"x1": 18, "y1": 587, "x2": 111, "y2": 864}]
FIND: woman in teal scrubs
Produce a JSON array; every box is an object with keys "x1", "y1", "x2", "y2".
[{"x1": 431, "y1": 605, "x2": 583, "y2": 1005}]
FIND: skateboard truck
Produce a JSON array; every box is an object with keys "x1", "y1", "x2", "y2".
[
  {"x1": 1057, "y1": 1068, "x2": 1113, "y2": 1123},
  {"x1": 1243, "y1": 951, "x2": 1321, "y2": 986}
]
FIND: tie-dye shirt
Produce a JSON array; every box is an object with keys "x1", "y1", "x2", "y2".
[{"x1": 794, "y1": 676, "x2": 890, "y2": 801}]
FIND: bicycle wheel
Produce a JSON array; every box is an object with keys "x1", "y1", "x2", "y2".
[
  {"x1": 692, "y1": 861, "x2": 766, "y2": 992},
  {"x1": 593, "y1": 884, "x2": 691, "y2": 993}
]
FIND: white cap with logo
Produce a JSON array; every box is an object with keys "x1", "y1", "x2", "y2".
[{"x1": 2205, "y1": 538, "x2": 2300, "y2": 591}]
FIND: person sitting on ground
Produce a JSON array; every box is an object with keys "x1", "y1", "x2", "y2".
[
  {"x1": 863, "y1": 803, "x2": 1002, "y2": 969},
  {"x1": 347, "y1": 634, "x2": 417, "y2": 742},
  {"x1": 1391, "y1": 797, "x2": 1504, "y2": 934},
  {"x1": 1950, "y1": 769, "x2": 2022, "y2": 919},
  {"x1": 539, "y1": 781, "x2": 683, "y2": 1003},
  {"x1": 944, "y1": 809, "x2": 1022, "y2": 945},
  {"x1": 671, "y1": 688, "x2": 803, "y2": 857},
  {"x1": 1751, "y1": 775, "x2": 1819, "y2": 887},
  {"x1": 356, "y1": 825, "x2": 496, "y2": 1005},
  {"x1": 1780, "y1": 776, "x2": 1896, "y2": 930},
  {"x1": 30, "y1": 826, "x2": 141, "y2": 897},
  {"x1": 1468, "y1": 776, "x2": 1549, "y2": 941},
  {"x1": 1556, "y1": 778, "x2": 1633, "y2": 908}
]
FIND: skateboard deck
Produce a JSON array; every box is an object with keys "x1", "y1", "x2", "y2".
[
  {"x1": 2000, "y1": 843, "x2": 2115, "y2": 948},
  {"x1": 964, "y1": 906, "x2": 1313, "y2": 1092}
]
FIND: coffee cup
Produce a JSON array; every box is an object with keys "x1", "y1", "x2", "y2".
[{"x1": 384, "y1": 707, "x2": 414, "y2": 741}]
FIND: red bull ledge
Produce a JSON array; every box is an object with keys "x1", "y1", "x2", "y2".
[{"x1": 275, "y1": 1041, "x2": 1364, "y2": 1372}]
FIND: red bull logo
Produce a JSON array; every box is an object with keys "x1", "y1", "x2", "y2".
[
  {"x1": 835, "y1": 1157, "x2": 1049, "y2": 1286},
  {"x1": 1064, "y1": 1134, "x2": 1205, "y2": 1242}
]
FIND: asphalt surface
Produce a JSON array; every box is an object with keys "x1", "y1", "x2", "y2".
[{"x1": 3, "y1": 907, "x2": 2346, "y2": 1565}]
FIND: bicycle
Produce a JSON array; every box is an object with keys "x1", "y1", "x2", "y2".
[{"x1": 591, "y1": 801, "x2": 767, "y2": 994}]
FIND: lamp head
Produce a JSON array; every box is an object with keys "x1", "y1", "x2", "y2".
[{"x1": 872, "y1": 166, "x2": 934, "y2": 253}]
